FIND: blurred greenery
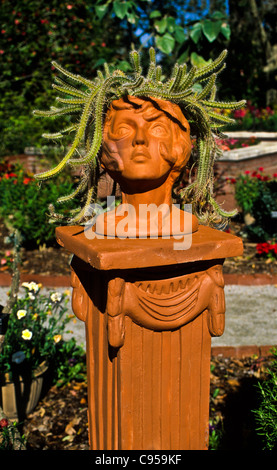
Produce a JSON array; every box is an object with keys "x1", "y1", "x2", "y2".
[
  {"x1": 1, "y1": 0, "x2": 276, "y2": 158},
  {"x1": 0, "y1": 161, "x2": 78, "y2": 247}
]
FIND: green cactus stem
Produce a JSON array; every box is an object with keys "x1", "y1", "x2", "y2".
[{"x1": 33, "y1": 47, "x2": 245, "y2": 225}]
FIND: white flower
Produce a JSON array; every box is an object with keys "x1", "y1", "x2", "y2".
[
  {"x1": 50, "y1": 292, "x2": 62, "y2": 303},
  {"x1": 17, "y1": 309, "x2": 27, "y2": 319},
  {"x1": 22, "y1": 281, "x2": 40, "y2": 292},
  {"x1": 22, "y1": 282, "x2": 31, "y2": 289},
  {"x1": 30, "y1": 282, "x2": 40, "y2": 292},
  {"x1": 28, "y1": 292, "x2": 35, "y2": 300},
  {"x1": 21, "y1": 329, "x2": 32, "y2": 340}
]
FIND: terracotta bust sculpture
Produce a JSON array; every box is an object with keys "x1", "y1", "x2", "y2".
[{"x1": 94, "y1": 95, "x2": 199, "y2": 238}]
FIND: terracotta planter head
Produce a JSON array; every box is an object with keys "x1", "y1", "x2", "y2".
[
  {"x1": 92, "y1": 95, "x2": 199, "y2": 237},
  {"x1": 101, "y1": 95, "x2": 192, "y2": 193},
  {"x1": 33, "y1": 47, "x2": 245, "y2": 225}
]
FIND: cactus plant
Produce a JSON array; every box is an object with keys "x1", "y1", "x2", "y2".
[{"x1": 33, "y1": 48, "x2": 245, "y2": 226}]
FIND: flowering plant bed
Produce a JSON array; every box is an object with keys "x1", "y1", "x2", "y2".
[
  {"x1": 0, "y1": 282, "x2": 72, "y2": 379},
  {"x1": 216, "y1": 136, "x2": 260, "y2": 151},
  {"x1": 218, "y1": 101, "x2": 277, "y2": 132}
]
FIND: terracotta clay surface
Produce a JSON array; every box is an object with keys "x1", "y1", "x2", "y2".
[
  {"x1": 56, "y1": 224, "x2": 243, "y2": 270},
  {"x1": 56, "y1": 225, "x2": 243, "y2": 450},
  {"x1": 55, "y1": 95, "x2": 243, "y2": 450},
  {"x1": 97, "y1": 96, "x2": 198, "y2": 237}
]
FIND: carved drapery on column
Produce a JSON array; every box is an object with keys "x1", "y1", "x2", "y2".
[{"x1": 57, "y1": 224, "x2": 243, "y2": 450}]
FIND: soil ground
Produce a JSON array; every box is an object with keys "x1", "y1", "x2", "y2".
[{"x1": 20, "y1": 353, "x2": 275, "y2": 451}]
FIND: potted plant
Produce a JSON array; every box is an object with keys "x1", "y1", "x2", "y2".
[
  {"x1": 0, "y1": 279, "x2": 75, "y2": 421},
  {"x1": 33, "y1": 47, "x2": 245, "y2": 228}
]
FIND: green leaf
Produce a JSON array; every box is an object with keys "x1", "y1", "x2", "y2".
[
  {"x1": 155, "y1": 33, "x2": 175, "y2": 54},
  {"x1": 166, "y1": 17, "x2": 176, "y2": 34},
  {"x1": 113, "y1": 1, "x2": 128, "y2": 20},
  {"x1": 190, "y1": 52, "x2": 212, "y2": 68},
  {"x1": 95, "y1": 4, "x2": 108, "y2": 20},
  {"x1": 149, "y1": 10, "x2": 161, "y2": 19},
  {"x1": 154, "y1": 18, "x2": 168, "y2": 34},
  {"x1": 93, "y1": 57, "x2": 107, "y2": 68},
  {"x1": 202, "y1": 20, "x2": 222, "y2": 43},
  {"x1": 192, "y1": 82, "x2": 203, "y2": 93},
  {"x1": 127, "y1": 12, "x2": 138, "y2": 24},
  {"x1": 190, "y1": 23, "x2": 202, "y2": 44},
  {"x1": 177, "y1": 48, "x2": 190, "y2": 64},
  {"x1": 211, "y1": 11, "x2": 225, "y2": 20},
  {"x1": 174, "y1": 25, "x2": 186, "y2": 44},
  {"x1": 221, "y1": 23, "x2": 231, "y2": 40},
  {"x1": 117, "y1": 60, "x2": 133, "y2": 72}
]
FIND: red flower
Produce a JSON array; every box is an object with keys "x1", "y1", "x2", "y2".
[
  {"x1": 23, "y1": 177, "x2": 31, "y2": 184},
  {"x1": 258, "y1": 166, "x2": 264, "y2": 172},
  {"x1": 0, "y1": 418, "x2": 9, "y2": 429},
  {"x1": 234, "y1": 109, "x2": 247, "y2": 119},
  {"x1": 273, "y1": 173, "x2": 277, "y2": 178},
  {"x1": 256, "y1": 242, "x2": 270, "y2": 254},
  {"x1": 245, "y1": 170, "x2": 250, "y2": 174}
]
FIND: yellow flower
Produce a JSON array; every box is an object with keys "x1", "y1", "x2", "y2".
[
  {"x1": 17, "y1": 309, "x2": 27, "y2": 319},
  {"x1": 64, "y1": 289, "x2": 71, "y2": 296},
  {"x1": 22, "y1": 329, "x2": 32, "y2": 340},
  {"x1": 32, "y1": 313, "x2": 38, "y2": 320},
  {"x1": 53, "y1": 334, "x2": 62, "y2": 343}
]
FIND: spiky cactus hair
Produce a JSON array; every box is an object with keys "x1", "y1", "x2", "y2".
[{"x1": 33, "y1": 47, "x2": 245, "y2": 225}]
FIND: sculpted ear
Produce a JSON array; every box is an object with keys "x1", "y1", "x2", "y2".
[{"x1": 101, "y1": 140, "x2": 124, "y2": 172}]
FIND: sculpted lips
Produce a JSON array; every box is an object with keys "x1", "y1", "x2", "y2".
[{"x1": 131, "y1": 147, "x2": 151, "y2": 161}]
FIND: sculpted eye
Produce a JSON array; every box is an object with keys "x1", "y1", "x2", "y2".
[
  {"x1": 114, "y1": 125, "x2": 132, "y2": 137},
  {"x1": 150, "y1": 124, "x2": 168, "y2": 137}
]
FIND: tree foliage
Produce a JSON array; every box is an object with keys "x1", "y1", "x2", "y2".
[{"x1": 1, "y1": 0, "x2": 276, "y2": 157}]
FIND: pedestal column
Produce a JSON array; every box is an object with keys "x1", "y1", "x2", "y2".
[{"x1": 56, "y1": 224, "x2": 243, "y2": 450}]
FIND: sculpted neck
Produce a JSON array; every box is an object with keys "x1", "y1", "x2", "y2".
[
  {"x1": 121, "y1": 180, "x2": 172, "y2": 210},
  {"x1": 119, "y1": 174, "x2": 174, "y2": 212}
]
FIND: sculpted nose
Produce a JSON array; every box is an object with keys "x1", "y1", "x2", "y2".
[{"x1": 132, "y1": 126, "x2": 148, "y2": 146}]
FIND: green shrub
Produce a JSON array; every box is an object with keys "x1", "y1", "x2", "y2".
[
  {"x1": 0, "y1": 419, "x2": 26, "y2": 450},
  {"x1": 232, "y1": 169, "x2": 277, "y2": 242},
  {"x1": 253, "y1": 349, "x2": 277, "y2": 450},
  {"x1": 0, "y1": 88, "x2": 72, "y2": 157},
  {"x1": 0, "y1": 163, "x2": 78, "y2": 248}
]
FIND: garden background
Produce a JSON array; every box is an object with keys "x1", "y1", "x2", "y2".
[{"x1": 1, "y1": 0, "x2": 277, "y2": 451}]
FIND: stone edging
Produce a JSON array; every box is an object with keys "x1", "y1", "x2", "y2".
[
  {"x1": 211, "y1": 344, "x2": 276, "y2": 358},
  {"x1": 223, "y1": 273, "x2": 277, "y2": 285},
  {"x1": 0, "y1": 272, "x2": 276, "y2": 287}
]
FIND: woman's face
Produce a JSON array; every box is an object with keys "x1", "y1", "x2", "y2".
[{"x1": 101, "y1": 97, "x2": 191, "y2": 188}]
